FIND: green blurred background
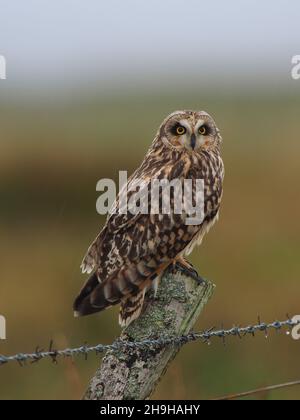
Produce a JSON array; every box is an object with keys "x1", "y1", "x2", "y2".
[{"x1": 0, "y1": 0, "x2": 300, "y2": 400}]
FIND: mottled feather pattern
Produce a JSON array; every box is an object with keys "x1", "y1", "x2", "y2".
[
  {"x1": 74, "y1": 110, "x2": 224, "y2": 326},
  {"x1": 119, "y1": 289, "x2": 146, "y2": 327}
]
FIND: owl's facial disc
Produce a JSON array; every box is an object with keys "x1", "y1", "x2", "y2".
[{"x1": 161, "y1": 111, "x2": 221, "y2": 153}]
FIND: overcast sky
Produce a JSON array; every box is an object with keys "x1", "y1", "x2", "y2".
[{"x1": 0, "y1": 0, "x2": 299, "y2": 94}]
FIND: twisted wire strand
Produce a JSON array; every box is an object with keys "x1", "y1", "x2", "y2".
[{"x1": 0, "y1": 317, "x2": 298, "y2": 366}]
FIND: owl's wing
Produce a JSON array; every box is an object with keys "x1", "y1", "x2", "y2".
[
  {"x1": 80, "y1": 171, "x2": 153, "y2": 275},
  {"x1": 75, "y1": 161, "x2": 203, "y2": 318},
  {"x1": 81, "y1": 159, "x2": 187, "y2": 274}
]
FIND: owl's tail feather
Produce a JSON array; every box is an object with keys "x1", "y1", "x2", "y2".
[
  {"x1": 73, "y1": 272, "x2": 105, "y2": 317},
  {"x1": 119, "y1": 289, "x2": 146, "y2": 328},
  {"x1": 73, "y1": 263, "x2": 156, "y2": 319}
]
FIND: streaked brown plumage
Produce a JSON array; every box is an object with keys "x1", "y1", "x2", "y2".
[{"x1": 74, "y1": 110, "x2": 224, "y2": 327}]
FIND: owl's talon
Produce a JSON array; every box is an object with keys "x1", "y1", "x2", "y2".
[{"x1": 174, "y1": 262, "x2": 206, "y2": 286}]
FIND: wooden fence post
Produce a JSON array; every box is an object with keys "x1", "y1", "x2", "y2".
[{"x1": 83, "y1": 268, "x2": 215, "y2": 400}]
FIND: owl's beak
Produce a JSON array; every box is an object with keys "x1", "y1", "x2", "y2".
[{"x1": 190, "y1": 133, "x2": 196, "y2": 150}]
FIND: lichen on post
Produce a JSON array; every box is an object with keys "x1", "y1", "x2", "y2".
[{"x1": 83, "y1": 268, "x2": 215, "y2": 400}]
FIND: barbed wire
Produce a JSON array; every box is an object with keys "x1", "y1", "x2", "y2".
[{"x1": 0, "y1": 316, "x2": 299, "y2": 367}]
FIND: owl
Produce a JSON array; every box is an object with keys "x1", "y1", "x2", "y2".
[{"x1": 74, "y1": 110, "x2": 224, "y2": 327}]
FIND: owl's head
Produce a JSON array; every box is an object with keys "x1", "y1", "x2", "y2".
[{"x1": 159, "y1": 110, "x2": 222, "y2": 153}]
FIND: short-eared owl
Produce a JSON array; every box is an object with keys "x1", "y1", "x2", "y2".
[{"x1": 74, "y1": 110, "x2": 224, "y2": 327}]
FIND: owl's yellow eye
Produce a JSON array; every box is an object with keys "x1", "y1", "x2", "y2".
[
  {"x1": 198, "y1": 125, "x2": 207, "y2": 135},
  {"x1": 176, "y1": 125, "x2": 186, "y2": 135}
]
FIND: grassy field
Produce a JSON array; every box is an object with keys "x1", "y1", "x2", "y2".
[{"x1": 0, "y1": 90, "x2": 300, "y2": 399}]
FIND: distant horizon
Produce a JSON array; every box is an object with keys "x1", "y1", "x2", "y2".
[{"x1": 0, "y1": 71, "x2": 299, "y2": 104}]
